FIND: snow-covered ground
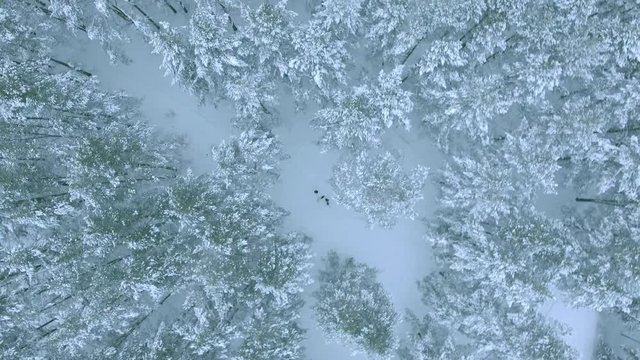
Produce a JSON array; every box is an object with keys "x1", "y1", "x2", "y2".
[
  {"x1": 541, "y1": 297, "x2": 598, "y2": 359},
  {"x1": 59, "y1": 29, "x2": 598, "y2": 360}
]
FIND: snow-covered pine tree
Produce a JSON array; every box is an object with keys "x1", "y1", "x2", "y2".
[
  {"x1": 559, "y1": 207, "x2": 640, "y2": 314},
  {"x1": 313, "y1": 250, "x2": 398, "y2": 358},
  {"x1": 146, "y1": 21, "x2": 210, "y2": 101},
  {"x1": 397, "y1": 312, "x2": 473, "y2": 360},
  {"x1": 287, "y1": 18, "x2": 350, "y2": 96},
  {"x1": 594, "y1": 338, "x2": 640, "y2": 360},
  {"x1": 240, "y1": 1, "x2": 296, "y2": 78},
  {"x1": 33, "y1": 0, "x2": 180, "y2": 63},
  {"x1": 430, "y1": 209, "x2": 577, "y2": 309},
  {"x1": 311, "y1": 66, "x2": 412, "y2": 152},
  {"x1": 234, "y1": 232, "x2": 312, "y2": 360},
  {"x1": 212, "y1": 126, "x2": 289, "y2": 189},
  {"x1": 436, "y1": 148, "x2": 524, "y2": 223},
  {"x1": 311, "y1": 88, "x2": 385, "y2": 151},
  {"x1": 331, "y1": 151, "x2": 427, "y2": 228},
  {"x1": 418, "y1": 271, "x2": 577, "y2": 360},
  {"x1": 360, "y1": 0, "x2": 409, "y2": 63},
  {"x1": 189, "y1": 1, "x2": 246, "y2": 99},
  {"x1": 146, "y1": 1, "x2": 284, "y2": 126},
  {"x1": 311, "y1": 0, "x2": 364, "y2": 38}
]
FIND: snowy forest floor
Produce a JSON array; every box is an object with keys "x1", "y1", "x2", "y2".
[{"x1": 58, "y1": 30, "x2": 598, "y2": 360}]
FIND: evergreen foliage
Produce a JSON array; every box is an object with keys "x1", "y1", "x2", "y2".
[
  {"x1": 2, "y1": 0, "x2": 640, "y2": 358},
  {"x1": 313, "y1": 251, "x2": 398, "y2": 358},
  {"x1": 331, "y1": 151, "x2": 427, "y2": 228}
]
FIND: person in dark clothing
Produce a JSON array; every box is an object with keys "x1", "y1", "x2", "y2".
[{"x1": 314, "y1": 190, "x2": 330, "y2": 206}]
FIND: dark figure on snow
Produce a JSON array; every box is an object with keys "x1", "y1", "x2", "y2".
[{"x1": 314, "y1": 190, "x2": 330, "y2": 206}]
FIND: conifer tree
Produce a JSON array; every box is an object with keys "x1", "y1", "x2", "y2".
[
  {"x1": 331, "y1": 151, "x2": 427, "y2": 228},
  {"x1": 313, "y1": 251, "x2": 398, "y2": 358}
]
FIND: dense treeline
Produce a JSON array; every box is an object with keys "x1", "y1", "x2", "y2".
[
  {"x1": 1, "y1": 0, "x2": 639, "y2": 358},
  {"x1": 0, "y1": 4, "x2": 311, "y2": 358}
]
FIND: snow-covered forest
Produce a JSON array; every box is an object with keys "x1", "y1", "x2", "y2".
[{"x1": 1, "y1": 0, "x2": 639, "y2": 359}]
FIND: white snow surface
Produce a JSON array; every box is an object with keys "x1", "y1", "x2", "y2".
[
  {"x1": 541, "y1": 297, "x2": 598, "y2": 359},
  {"x1": 58, "y1": 29, "x2": 597, "y2": 360}
]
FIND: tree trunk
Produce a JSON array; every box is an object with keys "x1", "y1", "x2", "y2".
[
  {"x1": 49, "y1": 58, "x2": 93, "y2": 77},
  {"x1": 217, "y1": 1, "x2": 238, "y2": 32},
  {"x1": 460, "y1": 12, "x2": 490, "y2": 48},
  {"x1": 163, "y1": 0, "x2": 178, "y2": 14},
  {"x1": 11, "y1": 192, "x2": 69, "y2": 206},
  {"x1": 109, "y1": 5, "x2": 134, "y2": 24},
  {"x1": 621, "y1": 332, "x2": 640, "y2": 345},
  {"x1": 133, "y1": 5, "x2": 161, "y2": 30},
  {"x1": 179, "y1": 1, "x2": 188, "y2": 13},
  {"x1": 575, "y1": 197, "x2": 633, "y2": 207},
  {"x1": 401, "y1": 36, "x2": 426, "y2": 65},
  {"x1": 40, "y1": 295, "x2": 72, "y2": 313},
  {"x1": 36, "y1": 317, "x2": 57, "y2": 330},
  {"x1": 112, "y1": 291, "x2": 173, "y2": 350},
  {"x1": 607, "y1": 126, "x2": 640, "y2": 134}
]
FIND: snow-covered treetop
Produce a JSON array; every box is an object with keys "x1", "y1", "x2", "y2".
[
  {"x1": 332, "y1": 151, "x2": 428, "y2": 228},
  {"x1": 212, "y1": 127, "x2": 289, "y2": 189},
  {"x1": 313, "y1": 250, "x2": 398, "y2": 358}
]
